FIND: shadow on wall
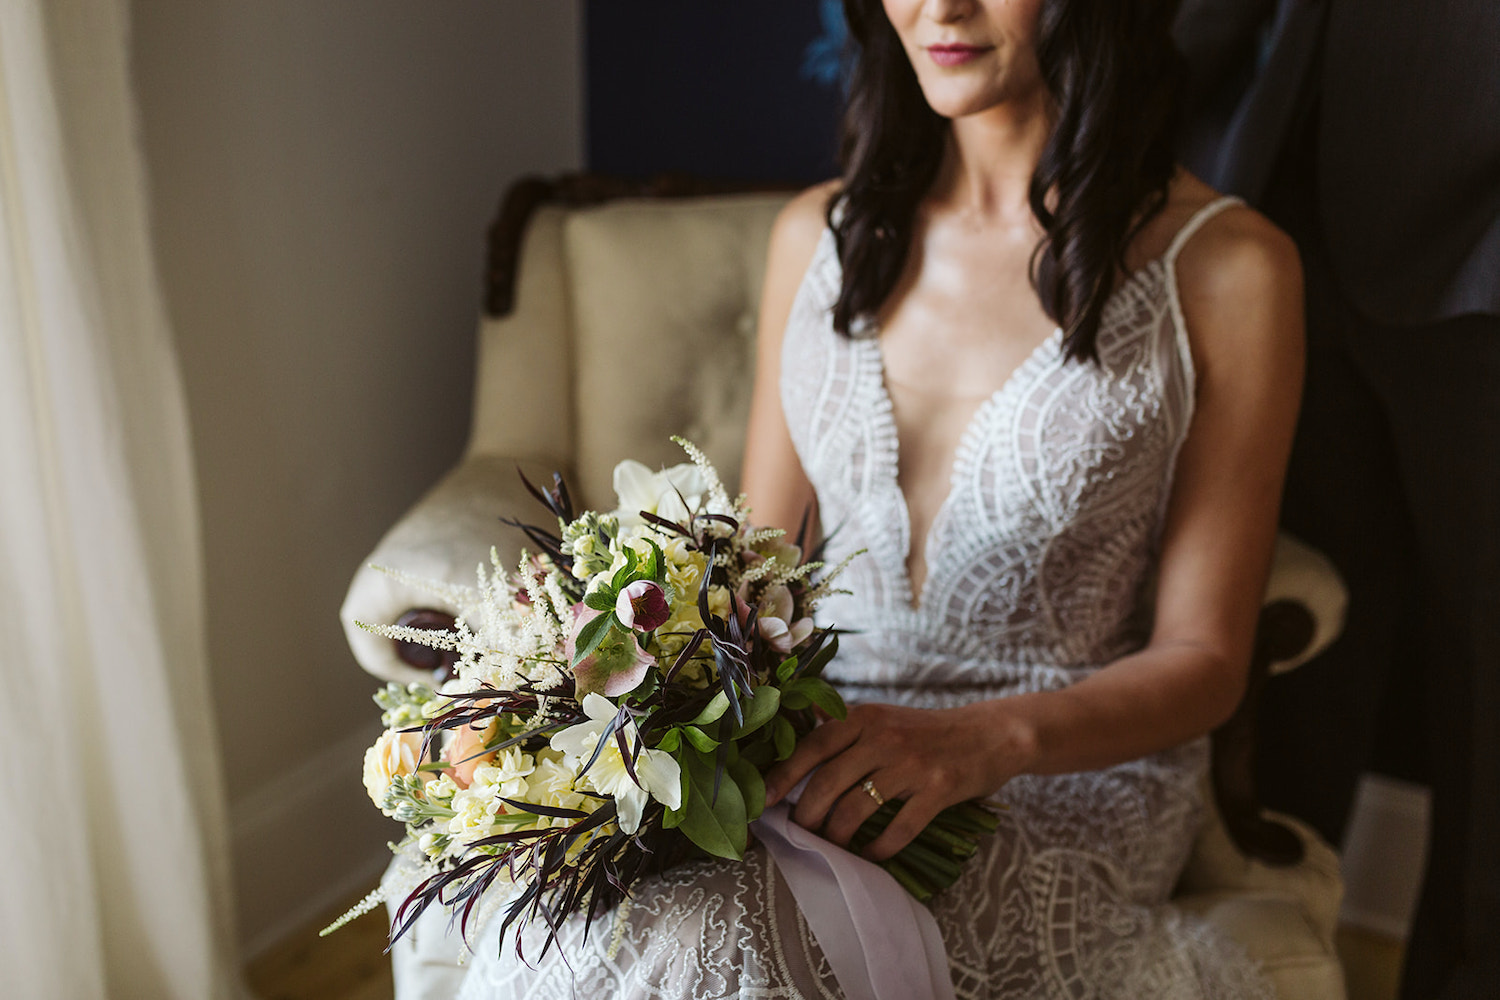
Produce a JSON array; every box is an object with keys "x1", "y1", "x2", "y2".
[{"x1": 586, "y1": 0, "x2": 846, "y2": 183}]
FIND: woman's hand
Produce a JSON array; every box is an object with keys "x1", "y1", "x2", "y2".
[{"x1": 763, "y1": 700, "x2": 1038, "y2": 860}]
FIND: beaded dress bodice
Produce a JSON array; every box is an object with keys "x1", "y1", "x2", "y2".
[{"x1": 781, "y1": 222, "x2": 1203, "y2": 708}]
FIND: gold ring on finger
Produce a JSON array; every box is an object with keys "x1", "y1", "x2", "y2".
[{"x1": 861, "y1": 778, "x2": 885, "y2": 806}]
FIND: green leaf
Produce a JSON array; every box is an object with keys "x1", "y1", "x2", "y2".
[
  {"x1": 802, "y1": 678, "x2": 847, "y2": 720},
  {"x1": 689, "y1": 690, "x2": 730, "y2": 727},
  {"x1": 784, "y1": 677, "x2": 847, "y2": 720},
  {"x1": 683, "y1": 726, "x2": 720, "y2": 753},
  {"x1": 571, "y1": 611, "x2": 615, "y2": 666},
  {"x1": 781, "y1": 691, "x2": 810, "y2": 711},
  {"x1": 657, "y1": 728, "x2": 682, "y2": 753},
  {"x1": 739, "y1": 737, "x2": 774, "y2": 770},
  {"x1": 803, "y1": 633, "x2": 839, "y2": 678},
  {"x1": 727, "y1": 757, "x2": 766, "y2": 821},
  {"x1": 676, "y1": 749, "x2": 747, "y2": 859},
  {"x1": 776, "y1": 655, "x2": 799, "y2": 682},
  {"x1": 628, "y1": 669, "x2": 660, "y2": 702},
  {"x1": 583, "y1": 589, "x2": 616, "y2": 612},
  {"x1": 643, "y1": 540, "x2": 665, "y2": 583},
  {"x1": 609, "y1": 545, "x2": 639, "y2": 591},
  {"x1": 732, "y1": 686, "x2": 781, "y2": 739},
  {"x1": 772, "y1": 716, "x2": 797, "y2": 761}
]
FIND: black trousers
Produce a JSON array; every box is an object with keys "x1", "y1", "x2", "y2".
[{"x1": 1254, "y1": 206, "x2": 1500, "y2": 997}]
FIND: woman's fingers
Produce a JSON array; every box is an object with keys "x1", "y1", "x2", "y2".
[
  {"x1": 791, "y1": 744, "x2": 885, "y2": 831},
  {"x1": 821, "y1": 769, "x2": 902, "y2": 846},
  {"x1": 763, "y1": 716, "x2": 860, "y2": 806},
  {"x1": 861, "y1": 794, "x2": 943, "y2": 861}
]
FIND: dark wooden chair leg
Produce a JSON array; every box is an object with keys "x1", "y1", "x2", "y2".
[{"x1": 1211, "y1": 598, "x2": 1317, "y2": 866}]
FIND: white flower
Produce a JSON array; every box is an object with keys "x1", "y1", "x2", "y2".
[
  {"x1": 423, "y1": 773, "x2": 460, "y2": 804},
  {"x1": 447, "y1": 787, "x2": 497, "y2": 842},
  {"x1": 528, "y1": 752, "x2": 589, "y2": 826},
  {"x1": 612, "y1": 460, "x2": 708, "y2": 529},
  {"x1": 470, "y1": 745, "x2": 536, "y2": 801},
  {"x1": 551, "y1": 693, "x2": 682, "y2": 833},
  {"x1": 418, "y1": 831, "x2": 450, "y2": 859}
]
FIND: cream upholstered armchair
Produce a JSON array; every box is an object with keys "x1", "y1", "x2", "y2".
[{"x1": 341, "y1": 175, "x2": 1349, "y2": 1000}]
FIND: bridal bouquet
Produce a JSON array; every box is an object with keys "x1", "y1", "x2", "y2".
[{"x1": 335, "y1": 439, "x2": 996, "y2": 956}]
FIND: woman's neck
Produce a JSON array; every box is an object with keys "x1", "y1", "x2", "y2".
[{"x1": 933, "y1": 93, "x2": 1054, "y2": 227}]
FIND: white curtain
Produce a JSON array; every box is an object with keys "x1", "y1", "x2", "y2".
[{"x1": 0, "y1": 0, "x2": 248, "y2": 997}]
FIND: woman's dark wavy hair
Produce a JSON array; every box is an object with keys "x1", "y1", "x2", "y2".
[{"x1": 831, "y1": 0, "x2": 1183, "y2": 362}]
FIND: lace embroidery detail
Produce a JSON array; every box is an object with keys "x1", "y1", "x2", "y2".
[{"x1": 456, "y1": 197, "x2": 1271, "y2": 998}]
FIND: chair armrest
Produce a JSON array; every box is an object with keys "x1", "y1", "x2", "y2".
[
  {"x1": 1263, "y1": 532, "x2": 1347, "y2": 674},
  {"x1": 339, "y1": 452, "x2": 569, "y2": 685},
  {"x1": 1208, "y1": 532, "x2": 1349, "y2": 864},
  {"x1": 1179, "y1": 796, "x2": 1344, "y2": 949}
]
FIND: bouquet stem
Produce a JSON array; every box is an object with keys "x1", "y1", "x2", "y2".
[{"x1": 849, "y1": 799, "x2": 1000, "y2": 901}]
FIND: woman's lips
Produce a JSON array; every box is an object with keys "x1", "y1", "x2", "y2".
[{"x1": 927, "y1": 44, "x2": 991, "y2": 67}]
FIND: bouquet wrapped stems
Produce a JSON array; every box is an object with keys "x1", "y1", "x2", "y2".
[{"x1": 850, "y1": 800, "x2": 1001, "y2": 902}]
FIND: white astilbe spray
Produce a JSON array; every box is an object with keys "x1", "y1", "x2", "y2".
[
  {"x1": 359, "y1": 620, "x2": 464, "y2": 651},
  {"x1": 744, "y1": 527, "x2": 788, "y2": 546},
  {"x1": 669, "y1": 435, "x2": 737, "y2": 519},
  {"x1": 761, "y1": 557, "x2": 824, "y2": 590},
  {"x1": 797, "y1": 548, "x2": 864, "y2": 611},
  {"x1": 359, "y1": 547, "x2": 567, "y2": 693},
  {"x1": 320, "y1": 884, "x2": 389, "y2": 937},
  {"x1": 734, "y1": 560, "x2": 774, "y2": 588},
  {"x1": 369, "y1": 563, "x2": 474, "y2": 611}
]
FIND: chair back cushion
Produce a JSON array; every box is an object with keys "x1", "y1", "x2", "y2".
[{"x1": 560, "y1": 193, "x2": 790, "y2": 508}]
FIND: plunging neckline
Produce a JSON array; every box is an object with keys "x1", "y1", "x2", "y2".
[
  {"x1": 869, "y1": 323, "x2": 1065, "y2": 612},
  {"x1": 868, "y1": 258, "x2": 1169, "y2": 613}
]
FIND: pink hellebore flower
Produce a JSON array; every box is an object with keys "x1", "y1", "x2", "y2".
[
  {"x1": 567, "y1": 603, "x2": 656, "y2": 698},
  {"x1": 750, "y1": 584, "x2": 814, "y2": 655},
  {"x1": 616, "y1": 580, "x2": 671, "y2": 632}
]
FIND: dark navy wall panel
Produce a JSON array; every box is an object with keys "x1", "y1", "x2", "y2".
[{"x1": 584, "y1": 0, "x2": 845, "y2": 183}]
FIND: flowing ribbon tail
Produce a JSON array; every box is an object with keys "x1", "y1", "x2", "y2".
[{"x1": 752, "y1": 804, "x2": 956, "y2": 1000}]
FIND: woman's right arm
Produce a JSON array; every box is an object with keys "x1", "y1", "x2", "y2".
[{"x1": 739, "y1": 182, "x2": 839, "y2": 535}]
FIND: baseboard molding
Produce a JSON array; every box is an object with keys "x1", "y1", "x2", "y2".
[
  {"x1": 232, "y1": 721, "x2": 398, "y2": 961},
  {"x1": 1339, "y1": 773, "x2": 1431, "y2": 940}
]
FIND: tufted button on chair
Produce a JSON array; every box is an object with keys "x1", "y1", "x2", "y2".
[{"x1": 341, "y1": 174, "x2": 1349, "y2": 1000}]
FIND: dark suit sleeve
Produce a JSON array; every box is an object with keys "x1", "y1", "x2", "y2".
[{"x1": 1174, "y1": 0, "x2": 1279, "y2": 96}]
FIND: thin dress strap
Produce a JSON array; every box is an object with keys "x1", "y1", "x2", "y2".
[
  {"x1": 1164, "y1": 195, "x2": 1244, "y2": 268},
  {"x1": 1160, "y1": 195, "x2": 1245, "y2": 442}
]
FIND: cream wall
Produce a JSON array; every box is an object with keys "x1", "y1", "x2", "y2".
[{"x1": 129, "y1": 0, "x2": 583, "y2": 956}]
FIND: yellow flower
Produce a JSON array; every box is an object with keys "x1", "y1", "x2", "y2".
[
  {"x1": 363, "y1": 730, "x2": 423, "y2": 815},
  {"x1": 665, "y1": 551, "x2": 706, "y2": 599},
  {"x1": 707, "y1": 584, "x2": 732, "y2": 621}
]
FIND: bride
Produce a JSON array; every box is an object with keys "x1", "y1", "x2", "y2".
[{"x1": 456, "y1": 0, "x2": 1303, "y2": 996}]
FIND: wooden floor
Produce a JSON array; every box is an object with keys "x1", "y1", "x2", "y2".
[
  {"x1": 246, "y1": 892, "x2": 393, "y2": 1000},
  {"x1": 248, "y1": 886, "x2": 1406, "y2": 1000}
]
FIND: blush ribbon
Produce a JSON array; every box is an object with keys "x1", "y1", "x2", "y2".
[{"x1": 752, "y1": 802, "x2": 956, "y2": 1000}]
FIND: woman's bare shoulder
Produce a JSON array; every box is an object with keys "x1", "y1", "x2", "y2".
[
  {"x1": 1164, "y1": 172, "x2": 1300, "y2": 301},
  {"x1": 769, "y1": 179, "x2": 842, "y2": 264},
  {"x1": 1168, "y1": 175, "x2": 1304, "y2": 386}
]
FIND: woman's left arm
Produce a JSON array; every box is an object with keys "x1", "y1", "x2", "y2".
[{"x1": 765, "y1": 207, "x2": 1305, "y2": 860}]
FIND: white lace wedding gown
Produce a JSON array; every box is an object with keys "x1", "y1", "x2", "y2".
[{"x1": 455, "y1": 196, "x2": 1274, "y2": 999}]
